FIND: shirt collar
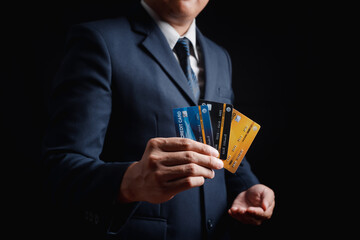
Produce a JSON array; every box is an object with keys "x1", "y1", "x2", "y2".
[{"x1": 141, "y1": 0, "x2": 198, "y2": 60}]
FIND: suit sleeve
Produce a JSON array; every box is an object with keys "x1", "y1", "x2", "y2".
[
  {"x1": 42, "y1": 24, "x2": 138, "y2": 232},
  {"x1": 222, "y1": 49, "x2": 260, "y2": 201}
]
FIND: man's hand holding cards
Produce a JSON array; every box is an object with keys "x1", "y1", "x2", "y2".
[
  {"x1": 173, "y1": 100, "x2": 260, "y2": 174},
  {"x1": 119, "y1": 138, "x2": 223, "y2": 204}
]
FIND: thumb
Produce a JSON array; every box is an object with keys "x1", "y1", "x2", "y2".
[
  {"x1": 261, "y1": 199, "x2": 269, "y2": 211},
  {"x1": 260, "y1": 186, "x2": 274, "y2": 211}
]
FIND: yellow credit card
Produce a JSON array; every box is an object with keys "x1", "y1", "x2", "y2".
[{"x1": 223, "y1": 109, "x2": 261, "y2": 173}]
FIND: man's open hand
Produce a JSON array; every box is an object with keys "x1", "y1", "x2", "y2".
[{"x1": 228, "y1": 184, "x2": 275, "y2": 225}]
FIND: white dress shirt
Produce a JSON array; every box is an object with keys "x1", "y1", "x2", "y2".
[{"x1": 141, "y1": 0, "x2": 205, "y2": 96}]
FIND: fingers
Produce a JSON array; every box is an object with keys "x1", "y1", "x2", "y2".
[
  {"x1": 228, "y1": 196, "x2": 275, "y2": 226},
  {"x1": 136, "y1": 137, "x2": 224, "y2": 204},
  {"x1": 228, "y1": 207, "x2": 269, "y2": 226},
  {"x1": 160, "y1": 163, "x2": 215, "y2": 181},
  {"x1": 160, "y1": 151, "x2": 223, "y2": 170},
  {"x1": 147, "y1": 137, "x2": 223, "y2": 171},
  {"x1": 153, "y1": 166, "x2": 211, "y2": 202},
  {"x1": 153, "y1": 137, "x2": 219, "y2": 157},
  {"x1": 228, "y1": 184, "x2": 276, "y2": 226},
  {"x1": 246, "y1": 206, "x2": 272, "y2": 221},
  {"x1": 167, "y1": 176, "x2": 205, "y2": 192}
]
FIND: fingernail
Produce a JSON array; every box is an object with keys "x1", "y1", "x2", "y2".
[
  {"x1": 209, "y1": 147, "x2": 219, "y2": 157},
  {"x1": 211, "y1": 169, "x2": 215, "y2": 179},
  {"x1": 216, "y1": 158, "x2": 224, "y2": 169}
]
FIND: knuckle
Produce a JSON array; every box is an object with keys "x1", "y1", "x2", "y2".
[
  {"x1": 183, "y1": 177, "x2": 195, "y2": 188},
  {"x1": 147, "y1": 153, "x2": 161, "y2": 168},
  {"x1": 160, "y1": 138, "x2": 168, "y2": 146},
  {"x1": 185, "y1": 163, "x2": 197, "y2": 175},
  {"x1": 179, "y1": 138, "x2": 192, "y2": 149},
  {"x1": 147, "y1": 138, "x2": 158, "y2": 148},
  {"x1": 208, "y1": 156, "x2": 214, "y2": 166},
  {"x1": 200, "y1": 145, "x2": 208, "y2": 154},
  {"x1": 182, "y1": 176, "x2": 204, "y2": 188},
  {"x1": 148, "y1": 138, "x2": 164, "y2": 149},
  {"x1": 184, "y1": 151, "x2": 194, "y2": 162},
  {"x1": 148, "y1": 152, "x2": 158, "y2": 162}
]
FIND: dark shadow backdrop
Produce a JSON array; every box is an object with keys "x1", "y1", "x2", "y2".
[{"x1": 3, "y1": 1, "x2": 329, "y2": 238}]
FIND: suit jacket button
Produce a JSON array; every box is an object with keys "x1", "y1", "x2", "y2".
[{"x1": 207, "y1": 219, "x2": 214, "y2": 230}]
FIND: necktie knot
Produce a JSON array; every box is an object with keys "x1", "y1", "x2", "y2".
[{"x1": 174, "y1": 37, "x2": 191, "y2": 58}]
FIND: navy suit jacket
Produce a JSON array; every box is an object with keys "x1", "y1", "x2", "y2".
[{"x1": 43, "y1": 4, "x2": 259, "y2": 240}]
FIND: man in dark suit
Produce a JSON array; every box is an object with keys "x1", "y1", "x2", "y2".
[{"x1": 42, "y1": 0, "x2": 275, "y2": 239}]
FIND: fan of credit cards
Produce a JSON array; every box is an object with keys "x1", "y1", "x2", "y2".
[{"x1": 173, "y1": 100, "x2": 260, "y2": 173}]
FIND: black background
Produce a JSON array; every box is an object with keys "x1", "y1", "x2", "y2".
[{"x1": 3, "y1": 1, "x2": 338, "y2": 238}]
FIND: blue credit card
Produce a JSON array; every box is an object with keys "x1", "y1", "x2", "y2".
[
  {"x1": 173, "y1": 105, "x2": 213, "y2": 146},
  {"x1": 199, "y1": 104, "x2": 214, "y2": 146}
]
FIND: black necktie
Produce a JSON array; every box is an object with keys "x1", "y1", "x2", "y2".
[{"x1": 173, "y1": 37, "x2": 200, "y2": 100}]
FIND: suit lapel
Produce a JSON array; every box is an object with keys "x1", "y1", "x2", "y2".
[
  {"x1": 142, "y1": 34, "x2": 198, "y2": 105},
  {"x1": 129, "y1": 5, "x2": 197, "y2": 105},
  {"x1": 196, "y1": 29, "x2": 218, "y2": 100}
]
